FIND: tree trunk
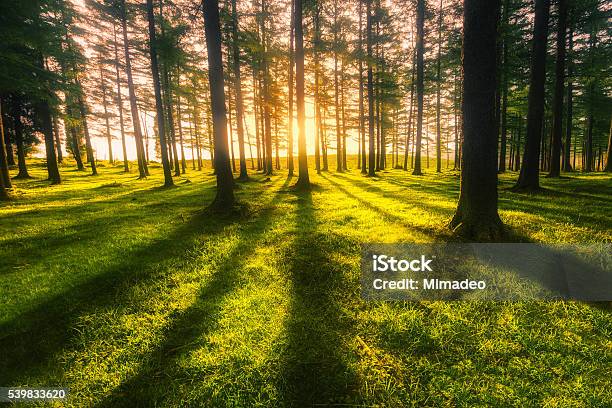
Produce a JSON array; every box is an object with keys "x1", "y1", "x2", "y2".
[
  {"x1": 146, "y1": 0, "x2": 173, "y2": 186},
  {"x1": 450, "y1": 0, "x2": 504, "y2": 240},
  {"x1": 120, "y1": 0, "x2": 148, "y2": 178},
  {"x1": 498, "y1": 0, "x2": 509, "y2": 172},
  {"x1": 515, "y1": 0, "x2": 550, "y2": 190},
  {"x1": 113, "y1": 23, "x2": 130, "y2": 173},
  {"x1": 203, "y1": 0, "x2": 235, "y2": 208},
  {"x1": 287, "y1": 0, "x2": 295, "y2": 177},
  {"x1": 435, "y1": 0, "x2": 442, "y2": 173},
  {"x1": 604, "y1": 118, "x2": 611, "y2": 172},
  {"x1": 260, "y1": 0, "x2": 273, "y2": 175},
  {"x1": 367, "y1": 0, "x2": 376, "y2": 176},
  {"x1": 51, "y1": 114, "x2": 63, "y2": 164},
  {"x1": 548, "y1": 0, "x2": 567, "y2": 177},
  {"x1": 0, "y1": 97, "x2": 13, "y2": 190},
  {"x1": 78, "y1": 93, "x2": 98, "y2": 176},
  {"x1": 314, "y1": 3, "x2": 322, "y2": 174},
  {"x1": 230, "y1": 0, "x2": 248, "y2": 180},
  {"x1": 100, "y1": 63, "x2": 113, "y2": 164},
  {"x1": 412, "y1": 0, "x2": 425, "y2": 175},
  {"x1": 294, "y1": 0, "x2": 310, "y2": 189},
  {"x1": 563, "y1": 13, "x2": 573, "y2": 172},
  {"x1": 11, "y1": 98, "x2": 31, "y2": 179}
]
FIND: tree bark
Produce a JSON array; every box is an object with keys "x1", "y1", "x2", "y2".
[
  {"x1": 450, "y1": 0, "x2": 504, "y2": 240},
  {"x1": 435, "y1": 0, "x2": 442, "y2": 173},
  {"x1": 11, "y1": 98, "x2": 31, "y2": 179},
  {"x1": 231, "y1": 0, "x2": 248, "y2": 180},
  {"x1": 100, "y1": 63, "x2": 113, "y2": 164},
  {"x1": 515, "y1": 0, "x2": 550, "y2": 190},
  {"x1": 120, "y1": 0, "x2": 148, "y2": 178},
  {"x1": 78, "y1": 93, "x2": 98, "y2": 175},
  {"x1": 548, "y1": 0, "x2": 567, "y2": 177},
  {"x1": 202, "y1": 0, "x2": 235, "y2": 208},
  {"x1": 113, "y1": 23, "x2": 130, "y2": 173},
  {"x1": 294, "y1": 0, "x2": 310, "y2": 189},
  {"x1": 146, "y1": 0, "x2": 173, "y2": 186},
  {"x1": 412, "y1": 0, "x2": 425, "y2": 175},
  {"x1": 563, "y1": 13, "x2": 574, "y2": 172},
  {"x1": 367, "y1": 0, "x2": 376, "y2": 176},
  {"x1": 604, "y1": 118, "x2": 612, "y2": 172},
  {"x1": 0, "y1": 97, "x2": 13, "y2": 190},
  {"x1": 498, "y1": 0, "x2": 509, "y2": 172}
]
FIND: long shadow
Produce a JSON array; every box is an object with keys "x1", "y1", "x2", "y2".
[
  {"x1": 275, "y1": 189, "x2": 360, "y2": 406},
  {"x1": 322, "y1": 174, "x2": 448, "y2": 241},
  {"x1": 94, "y1": 181, "x2": 288, "y2": 407},
  {"x1": 0, "y1": 179, "x2": 281, "y2": 387},
  {"x1": 331, "y1": 173, "x2": 455, "y2": 219}
]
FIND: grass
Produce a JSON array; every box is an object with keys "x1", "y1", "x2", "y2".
[{"x1": 0, "y1": 157, "x2": 611, "y2": 407}]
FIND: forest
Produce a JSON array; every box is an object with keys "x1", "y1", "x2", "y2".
[{"x1": 0, "y1": 0, "x2": 611, "y2": 406}]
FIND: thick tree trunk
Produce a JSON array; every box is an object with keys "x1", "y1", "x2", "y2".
[
  {"x1": 287, "y1": 0, "x2": 295, "y2": 177},
  {"x1": 412, "y1": 0, "x2": 425, "y2": 176},
  {"x1": 294, "y1": 0, "x2": 310, "y2": 189},
  {"x1": 146, "y1": 0, "x2": 173, "y2": 186},
  {"x1": 120, "y1": 0, "x2": 148, "y2": 178},
  {"x1": 450, "y1": 0, "x2": 504, "y2": 240},
  {"x1": 498, "y1": 0, "x2": 509, "y2": 172},
  {"x1": 563, "y1": 15, "x2": 574, "y2": 172},
  {"x1": 231, "y1": 0, "x2": 248, "y2": 180},
  {"x1": 38, "y1": 99, "x2": 61, "y2": 184},
  {"x1": 515, "y1": 0, "x2": 550, "y2": 190},
  {"x1": 203, "y1": 0, "x2": 235, "y2": 208},
  {"x1": 548, "y1": 0, "x2": 567, "y2": 177}
]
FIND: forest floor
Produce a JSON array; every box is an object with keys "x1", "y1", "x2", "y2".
[{"x1": 1, "y1": 158, "x2": 611, "y2": 407}]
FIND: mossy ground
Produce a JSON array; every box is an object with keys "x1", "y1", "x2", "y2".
[{"x1": 1, "y1": 157, "x2": 611, "y2": 407}]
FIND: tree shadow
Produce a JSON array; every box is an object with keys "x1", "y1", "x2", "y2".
[
  {"x1": 275, "y1": 189, "x2": 360, "y2": 406},
  {"x1": 0, "y1": 179, "x2": 283, "y2": 389},
  {"x1": 94, "y1": 183, "x2": 288, "y2": 407}
]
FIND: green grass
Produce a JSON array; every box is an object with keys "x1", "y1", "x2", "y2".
[{"x1": 1, "y1": 158, "x2": 611, "y2": 407}]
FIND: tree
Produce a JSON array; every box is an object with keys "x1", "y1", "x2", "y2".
[
  {"x1": 294, "y1": 0, "x2": 310, "y2": 190},
  {"x1": 146, "y1": 0, "x2": 173, "y2": 187},
  {"x1": 548, "y1": 0, "x2": 568, "y2": 177},
  {"x1": 0, "y1": 97, "x2": 12, "y2": 197},
  {"x1": 450, "y1": 0, "x2": 503, "y2": 239},
  {"x1": 515, "y1": 0, "x2": 550, "y2": 190},
  {"x1": 412, "y1": 0, "x2": 425, "y2": 176},
  {"x1": 230, "y1": 0, "x2": 248, "y2": 181},
  {"x1": 202, "y1": 0, "x2": 234, "y2": 208},
  {"x1": 287, "y1": 0, "x2": 295, "y2": 177},
  {"x1": 119, "y1": 0, "x2": 148, "y2": 179},
  {"x1": 366, "y1": 0, "x2": 376, "y2": 177}
]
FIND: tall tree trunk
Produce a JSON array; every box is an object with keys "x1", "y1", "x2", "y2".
[
  {"x1": 515, "y1": 0, "x2": 550, "y2": 190},
  {"x1": 435, "y1": 0, "x2": 442, "y2": 173},
  {"x1": 113, "y1": 23, "x2": 129, "y2": 173},
  {"x1": 450, "y1": 0, "x2": 503, "y2": 239},
  {"x1": 120, "y1": 0, "x2": 148, "y2": 178},
  {"x1": 100, "y1": 63, "x2": 113, "y2": 164},
  {"x1": 341, "y1": 60, "x2": 347, "y2": 170},
  {"x1": 358, "y1": 0, "x2": 367, "y2": 173},
  {"x1": 404, "y1": 45, "x2": 416, "y2": 171},
  {"x1": 548, "y1": 0, "x2": 567, "y2": 177},
  {"x1": 498, "y1": 0, "x2": 509, "y2": 172},
  {"x1": 287, "y1": 0, "x2": 295, "y2": 176},
  {"x1": 146, "y1": 0, "x2": 173, "y2": 186},
  {"x1": 203, "y1": 0, "x2": 235, "y2": 207},
  {"x1": 177, "y1": 96, "x2": 187, "y2": 174},
  {"x1": 334, "y1": 0, "x2": 342, "y2": 173},
  {"x1": 314, "y1": 2, "x2": 321, "y2": 173},
  {"x1": 0, "y1": 97, "x2": 13, "y2": 189},
  {"x1": 412, "y1": 0, "x2": 425, "y2": 175},
  {"x1": 11, "y1": 98, "x2": 31, "y2": 179},
  {"x1": 260, "y1": 0, "x2": 273, "y2": 175},
  {"x1": 231, "y1": 0, "x2": 248, "y2": 180},
  {"x1": 563, "y1": 13, "x2": 574, "y2": 172},
  {"x1": 367, "y1": 0, "x2": 376, "y2": 176},
  {"x1": 294, "y1": 0, "x2": 310, "y2": 189}
]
